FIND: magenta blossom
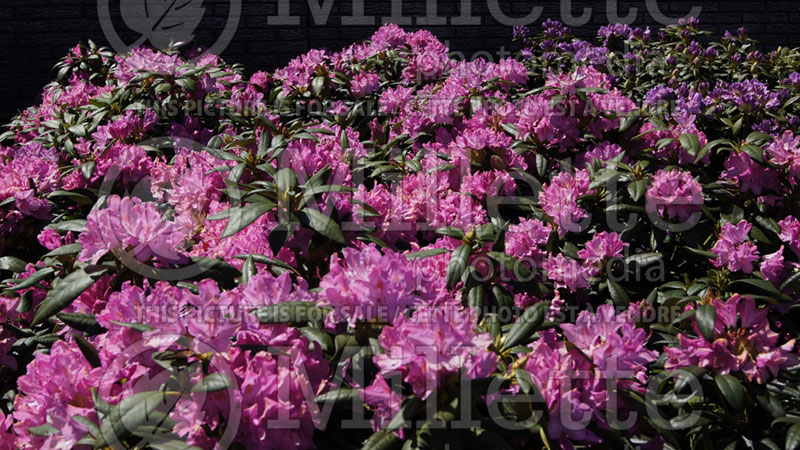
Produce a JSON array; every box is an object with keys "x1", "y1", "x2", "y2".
[
  {"x1": 710, "y1": 220, "x2": 760, "y2": 273},
  {"x1": 78, "y1": 195, "x2": 187, "y2": 265},
  {"x1": 539, "y1": 170, "x2": 595, "y2": 236},
  {"x1": 318, "y1": 245, "x2": 423, "y2": 327},
  {"x1": 646, "y1": 169, "x2": 703, "y2": 222},
  {"x1": 364, "y1": 305, "x2": 498, "y2": 430},
  {"x1": 665, "y1": 295, "x2": 797, "y2": 383}
]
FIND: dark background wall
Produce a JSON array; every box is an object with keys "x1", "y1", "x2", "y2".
[{"x1": 1, "y1": 1, "x2": 799, "y2": 123}]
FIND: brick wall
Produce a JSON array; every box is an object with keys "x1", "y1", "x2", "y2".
[{"x1": 1, "y1": 0, "x2": 800, "y2": 122}]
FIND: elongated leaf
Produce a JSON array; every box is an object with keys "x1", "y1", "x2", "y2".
[
  {"x1": 43, "y1": 243, "x2": 82, "y2": 258},
  {"x1": 96, "y1": 390, "x2": 180, "y2": 447},
  {"x1": 57, "y1": 312, "x2": 104, "y2": 333},
  {"x1": 607, "y1": 279, "x2": 630, "y2": 307},
  {"x1": 0, "y1": 256, "x2": 26, "y2": 273},
  {"x1": 73, "y1": 332, "x2": 101, "y2": 368},
  {"x1": 362, "y1": 428, "x2": 402, "y2": 450},
  {"x1": 696, "y1": 304, "x2": 717, "y2": 343},
  {"x1": 315, "y1": 388, "x2": 360, "y2": 404},
  {"x1": 268, "y1": 223, "x2": 292, "y2": 255},
  {"x1": 679, "y1": 133, "x2": 701, "y2": 156},
  {"x1": 501, "y1": 301, "x2": 549, "y2": 350},
  {"x1": 222, "y1": 201, "x2": 275, "y2": 238},
  {"x1": 192, "y1": 373, "x2": 233, "y2": 393},
  {"x1": 715, "y1": 374, "x2": 745, "y2": 413},
  {"x1": 301, "y1": 208, "x2": 345, "y2": 243},
  {"x1": 386, "y1": 396, "x2": 422, "y2": 431},
  {"x1": 7, "y1": 267, "x2": 55, "y2": 291},
  {"x1": 447, "y1": 245, "x2": 472, "y2": 289},
  {"x1": 627, "y1": 179, "x2": 646, "y2": 202},
  {"x1": 788, "y1": 423, "x2": 800, "y2": 450},
  {"x1": 46, "y1": 219, "x2": 87, "y2": 233},
  {"x1": 728, "y1": 278, "x2": 789, "y2": 301},
  {"x1": 405, "y1": 248, "x2": 449, "y2": 260},
  {"x1": 275, "y1": 168, "x2": 298, "y2": 192},
  {"x1": 33, "y1": 268, "x2": 106, "y2": 325},
  {"x1": 435, "y1": 226, "x2": 466, "y2": 239},
  {"x1": 487, "y1": 251, "x2": 532, "y2": 279}
]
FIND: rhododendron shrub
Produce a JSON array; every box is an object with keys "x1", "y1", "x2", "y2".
[{"x1": 1, "y1": 18, "x2": 800, "y2": 450}]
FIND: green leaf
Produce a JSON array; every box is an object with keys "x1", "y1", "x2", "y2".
[
  {"x1": 240, "y1": 255, "x2": 256, "y2": 286},
  {"x1": 435, "y1": 227, "x2": 466, "y2": 239},
  {"x1": 300, "y1": 208, "x2": 345, "y2": 244},
  {"x1": 33, "y1": 268, "x2": 107, "y2": 325},
  {"x1": 222, "y1": 201, "x2": 275, "y2": 238},
  {"x1": 627, "y1": 179, "x2": 646, "y2": 202},
  {"x1": 48, "y1": 189, "x2": 93, "y2": 205},
  {"x1": 715, "y1": 374, "x2": 745, "y2": 413},
  {"x1": 607, "y1": 279, "x2": 630, "y2": 307},
  {"x1": 268, "y1": 223, "x2": 292, "y2": 255},
  {"x1": 625, "y1": 252, "x2": 663, "y2": 266},
  {"x1": 311, "y1": 76, "x2": 326, "y2": 96},
  {"x1": 111, "y1": 321, "x2": 154, "y2": 332},
  {"x1": 57, "y1": 312, "x2": 103, "y2": 333},
  {"x1": 299, "y1": 327, "x2": 334, "y2": 353},
  {"x1": 192, "y1": 373, "x2": 233, "y2": 393},
  {"x1": 787, "y1": 423, "x2": 800, "y2": 450},
  {"x1": 501, "y1": 302, "x2": 549, "y2": 350},
  {"x1": 28, "y1": 423, "x2": 59, "y2": 436},
  {"x1": 96, "y1": 390, "x2": 180, "y2": 447},
  {"x1": 728, "y1": 278, "x2": 789, "y2": 301},
  {"x1": 619, "y1": 110, "x2": 641, "y2": 133},
  {"x1": 275, "y1": 168, "x2": 298, "y2": 192},
  {"x1": 487, "y1": 251, "x2": 532, "y2": 279},
  {"x1": 467, "y1": 284, "x2": 485, "y2": 312},
  {"x1": 314, "y1": 388, "x2": 359, "y2": 404},
  {"x1": 46, "y1": 219, "x2": 87, "y2": 233},
  {"x1": 405, "y1": 248, "x2": 449, "y2": 259},
  {"x1": 73, "y1": 332, "x2": 102, "y2": 368},
  {"x1": 447, "y1": 245, "x2": 472, "y2": 289},
  {"x1": 516, "y1": 368, "x2": 534, "y2": 394},
  {"x1": 0, "y1": 256, "x2": 26, "y2": 273},
  {"x1": 780, "y1": 270, "x2": 800, "y2": 292},
  {"x1": 6, "y1": 267, "x2": 55, "y2": 291},
  {"x1": 679, "y1": 133, "x2": 701, "y2": 156},
  {"x1": 696, "y1": 304, "x2": 717, "y2": 343},
  {"x1": 43, "y1": 243, "x2": 82, "y2": 258},
  {"x1": 362, "y1": 428, "x2": 402, "y2": 450}
]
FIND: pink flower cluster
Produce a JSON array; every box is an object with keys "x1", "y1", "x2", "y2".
[
  {"x1": 78, "y1": 195, "x2": 187, "y2": 265},
  {"x1": 666, "y1": 295, "x2": 797, "y2": 383}
]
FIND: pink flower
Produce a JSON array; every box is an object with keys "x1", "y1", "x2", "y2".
[
  {"x1": 523, "y1": 306, "x2": 656, "y2": 447},
  {"x1": 761, "y1": 246, "x2": 787, "y2": 283},
  {"x1": 505, "y1": 217, "x2": 552, "y2": 264},
  {"x1": 7, "y1": 341, "x2": 101, "y2": 449},
  {"x1": 778, "y1": 216, "x2": 800, "y2": 258},
  {"x1": 539, "y1": 170, "x2": 594, "y2": 236},
  {"x1": 364, "y1": 306, "x2": 497, "y2": 429},
  {"x1": 78, "y1": 195, "x2": 187, "y2": 265},
  {"x1": 543, "y1": 254, "x2": 593, "y2": 291},
  {"x1": 710, "y1": 221, "x2": 760, "y2": 273},
  {"x1": 723, "y1": 151, "x2": 780, "y2": 195},
  {"x1": 318, "y1": 245, "x2": 422, "y2": 326},
  {"x1": 561, "y1": 304, "x2": 658, "y2": 384},
  {"x1": 577, "y1": 231, "x2": 627, "y2": 269},
  {"x1": 665, "y1": 295, "x2": 798, "y2": 383},
  {"x1": 646, "y1": 169, "x2": 703, "y2": 222},
  {"x1": 350, "y1": 72, "x2": 381, "y2": 98},
  {"x1": 766, "y1": 130, "x2": 800, "y2": 182}
]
